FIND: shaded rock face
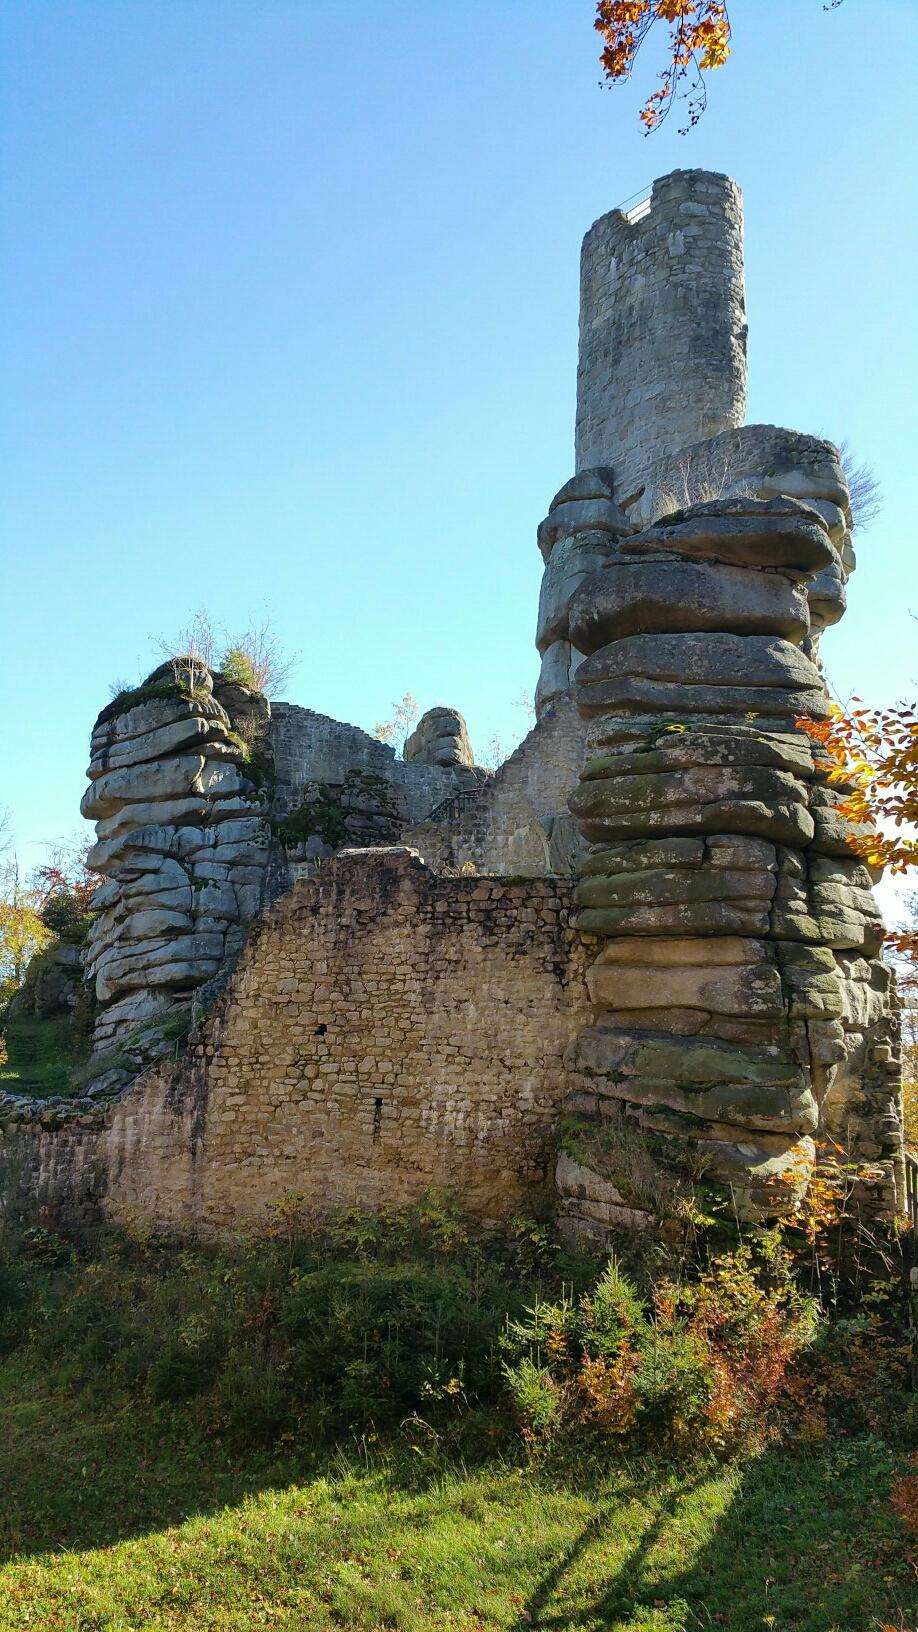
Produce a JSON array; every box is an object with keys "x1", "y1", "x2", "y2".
[
  {"x1": 5, "y1": 945, "x2": 84, "y2": 1023},
  {"x1": 558, "y1": 493, "x2": 903, "y2": 1231},
  {"x1": 82, "y1": 673, "x2": 271, "y2": 1050},
  {"x1": 534, "y1": 470, "x2": 638, "y2": 720}
]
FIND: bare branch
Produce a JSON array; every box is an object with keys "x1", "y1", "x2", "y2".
[{"x1": 837, "y1": 440, "x2": 884, "y2": 534}]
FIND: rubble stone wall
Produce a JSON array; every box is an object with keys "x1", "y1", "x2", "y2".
[
  {"x1": 9, "y1": 851, "x2": 592, "y2": 1234},
  {"x1": 269, "y1": 705, "x2": 464, "y2": 823},
  {"x1": 402, "y1": 698, "x2": 588, "y2": 878}
]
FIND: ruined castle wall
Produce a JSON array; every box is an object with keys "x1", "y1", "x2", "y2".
[
  {"x1": 15, "y1": 851, "x2": 591, "y2": 1233},
  {"x1": 576, "y1": 170, "x2": 747, "y2": 501},
  {"x1": 401, "y1": 698, "x2": 588, "y2": 878},
  {"x1": 269, "y1": 705, "x2": 461, "y2": 822}
]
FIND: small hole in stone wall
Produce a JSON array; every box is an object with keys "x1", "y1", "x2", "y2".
[
  {"x1": 314, "y1": 1023, "x2": 327, "y2": 1036},
  {"x1": 372, "y1": 1097, "x2": 383, "y2": 1143}
]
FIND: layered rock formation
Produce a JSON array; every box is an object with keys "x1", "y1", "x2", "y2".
[
  {"x1": 536, "y1": 434, "x2": 858, "y2": 719},
  {"x1": 535, "y1": 471, "x2": 638, "y2": 719},
  {"x1": 404, "y1": 707, "x2": 478, "y2": 784},
  {"x1": 557, "y1": 490, "x2": 903, "y2": 1234},
  {"x1": 82, "y1": 664, "x2": 271, "y2": 1051}
]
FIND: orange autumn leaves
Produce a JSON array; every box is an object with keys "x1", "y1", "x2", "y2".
[
  {"x1": 798, "y1": 701, "x2": 918, "y2": 966},
  {"x1": 595, "y1": 1, "x2": 731, "y2": 130}
]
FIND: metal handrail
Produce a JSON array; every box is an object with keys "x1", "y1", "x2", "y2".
[
  {"x1": 614, "y1": 184, "x2": 653, "y2": 225},
  {"x1": 424, "y1": 788, "x2": 481, "y2": 824}
]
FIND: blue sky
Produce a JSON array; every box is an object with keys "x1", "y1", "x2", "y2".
[{"x1": 2, "y1": 0, "x2": 916, "y2": 873}]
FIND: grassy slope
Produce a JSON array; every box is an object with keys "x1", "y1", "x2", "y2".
[
  {"x1": 0, "y1": 1358, "x2": 914, "y2": 1631},
  {"x1": 0, "y1": 1016, "x2": 84, "y2": 1099}
]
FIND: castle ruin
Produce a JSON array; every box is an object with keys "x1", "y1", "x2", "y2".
[{"x1": 1, "y1": 171, "x2": 904, "y2": 1240}]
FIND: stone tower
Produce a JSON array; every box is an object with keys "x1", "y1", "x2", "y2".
[
  {"x1": 548, "y1": 172, "x2": 904, "y2": 1238},
  {"x1": 575, "y1": 170, "x2": 747, "y2": 504}
]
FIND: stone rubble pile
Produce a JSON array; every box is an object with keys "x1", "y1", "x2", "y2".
[
  {"x1": 556, "y1": 489, "x2": 902, "y2": 1234},
  {"x1": 81, "y1": 664, "x2": 271, "y2": 1052}
]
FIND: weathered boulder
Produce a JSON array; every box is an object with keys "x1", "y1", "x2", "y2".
[
  {"x1": 573, "y1": 1029, "x2": 817, "y2": 1137},
  {"x1": 559, "y1": 488, "x2": 900, "y2": 1230},
  {"x1": 81, "y1": 756, "x2": 208, "y2": 820},
  {"x1": 576, "y1": 630, "x2": 824, "y2": 687},
  {"x1": 631, "y1": 497, "x2": 834, "y2": 573},
  {"x1": 532, "y1": 468, "x2": 638, "y2": 714},
  {"x1": 535, "y1": 640, "x2": 581, "y2": 718},
  {"x1": 537, "y1": 495, "x2": 635, "y2": 559},
  {"x1": 87, "y1": 715, "x2": 222, "y2": 779},
  {"x1": 536, "y1": 533, "x2": 623, "y2": 653}
]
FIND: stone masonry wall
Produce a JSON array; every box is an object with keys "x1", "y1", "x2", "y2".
[
  {"x1": 402, "y1": 698, "x2": 588, "y2": 878},
  {"x1": 576, "y1": 170, "x2": 747, "y2": 502},
  {"x1": 9, "y1": 851, "x2": 592, "y2": 1234},
  {"x1": 269, "y1": 705, "x2": 464, "y2": 823}
]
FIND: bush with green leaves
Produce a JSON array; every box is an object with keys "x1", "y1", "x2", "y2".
[
  {"x1": 2, "y1": 1198, "x2": 912, "y2": 1465},
  {"x1": 220, "y1": 645, "x2": 258, "y2": 689},
  {"x1": 502, "y1": 1241, "x2": 823, "y2": 1453},
  {"x1": 0, "y1": 1196, "x2": 591, "y2": 1451}
]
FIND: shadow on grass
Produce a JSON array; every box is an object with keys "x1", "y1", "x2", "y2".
[
  {"x1": 0, "y1": 1369, "x2": 328, "y2": 1561},
  {"x1": 1, "y1": 1371, "x2": 914, "y2": 1630},
  {"x1": 512, "y1": 1437, "x2": 915, "y2": 1632}
]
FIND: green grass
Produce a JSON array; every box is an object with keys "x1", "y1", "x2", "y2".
[
  {"x1": 0, "y1": 1379, "x2": 914, "y2": 1631},
  {"x1": 0, "y1": 1016, "x2": 87, "y2": 1098},
  {"x1": 0, "y1": 1223, "x2": 915, "y2": 1631}
]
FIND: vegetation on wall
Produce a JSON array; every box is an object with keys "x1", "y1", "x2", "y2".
[
  {"x1": 271, "y1": 785, "x2": 349, "y2": 850},
  {"x1": 373, "y1": 692, "x2": 419, "y2": 752},
  {"x1": 153, "y1": 608, "x2": 296, "y2": 699},
  {"x1": 271, "y1": 771, "x2": 400, "y2": 852}
]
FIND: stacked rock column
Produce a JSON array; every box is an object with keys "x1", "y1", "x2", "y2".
[
  {"x1": 82, "y1": 665, "x2": 271, "y2": 1052},
  {"x1": 555, "y1": 495, "x2": 903, "y2": 1236},
  {"x1": 535, "y1": 470, "x2": 637, "y2": 719}
]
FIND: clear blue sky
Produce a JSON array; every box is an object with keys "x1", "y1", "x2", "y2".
[{"x1": 2, "y1": 0, "x2": 916, "y2": 873}]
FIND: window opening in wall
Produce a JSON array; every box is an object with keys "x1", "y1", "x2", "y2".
[
  {"x1": 314, "y1": 1023, "x2": 327, "y2": 1036},
  {"x1": 372, "y1": 1098, "x2": 383, "y2": 1143}
]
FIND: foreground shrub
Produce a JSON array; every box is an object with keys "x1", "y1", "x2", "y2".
[
  {"x1": 503, "y1": 1237, "x2": 821, "y2": 1454},
  {"x1": 1, "y1": 1196, "x2": 593, "y2": 1452},
  {"x1": 2, "y1": 1196, "x2": 912, "y2": 1466}
]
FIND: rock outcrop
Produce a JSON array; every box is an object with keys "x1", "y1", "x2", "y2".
[
  {"x1": 535, "y1": 471, "x2": 638, "y2": 719},
  {"x1": 557, "y1": 490, "x2": 903, "y2": 1235},
  {"x1": 82, "y1": 663, "x2": 271, "y2": 1050},
  {"x1": 403, "y1": 707, "x2": 480, "y2": 787},
  {"x1": 537, "y1": 438, "x2": 859, "y2": 719}
]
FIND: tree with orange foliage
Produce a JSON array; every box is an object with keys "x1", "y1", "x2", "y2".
[
  {"x1": 594, "y1": 2, "x2": 845, "y2": 132},
  {"x1": 797, "y1": 701, "x2": 918, "y2": 967}
]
